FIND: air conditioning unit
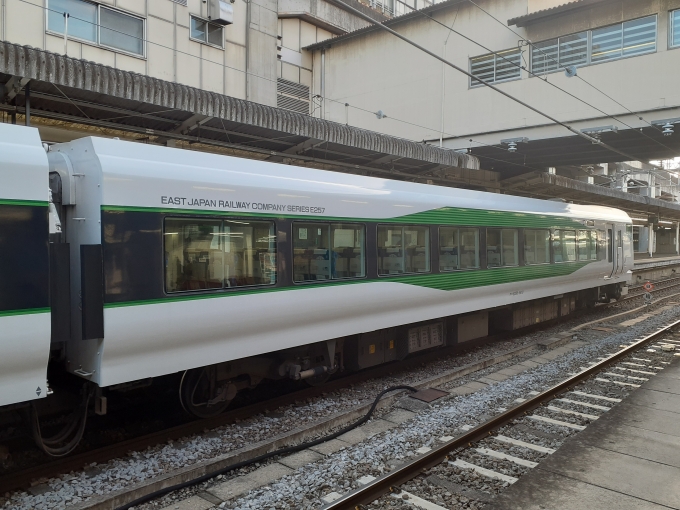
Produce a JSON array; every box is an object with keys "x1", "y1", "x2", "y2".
[{"x1": 208, "y1": 0, "x2": 233, "y2": 25}]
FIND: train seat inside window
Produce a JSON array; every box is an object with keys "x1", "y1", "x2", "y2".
[
  {"x1": 294, "y1": 223, "x2": 365, "y2": 282},
  {"x1": 378, "y1": 225, "x2": 429, "y2": 275}
]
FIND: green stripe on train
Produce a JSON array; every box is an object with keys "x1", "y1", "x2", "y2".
[
  {"x1": 0, "y1": 199, "x2": 49, "y2": 207},
  {"x1": 0, "y1": 307, "x2": 50, "y2": 318},
  {"x1": 102, "y1": 205, "x2": 585, "y2": 229},
  {"x1": 104, "y1": 262, "x2": 590, "y2": 309}
]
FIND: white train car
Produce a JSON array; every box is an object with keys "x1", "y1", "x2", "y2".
[
  {"x1": 46, "y1": 132, "x2": 631, "y2": 416},
  {"x1": 0, "y1": 124, "x2": 632, "y2": 423},
  {"x1": 0, "y1": 125, "x2": 51, "y2": 407}
]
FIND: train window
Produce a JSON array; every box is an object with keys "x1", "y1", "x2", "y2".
[
  {"x1": 459, "y1": 228, "x2": 480, "y2": 269},
  {"x1": 578, "y1": 230, "x2": 589, "y2": 261},
  {"x1": 553, "y1": 230, "x2": 577, "y2": 262},
  {"x1": 164, "y1": 218, "x2": 276, "y2": 293},
  {"x1": 607, "y1": 229, "x2": 613, "y2": 263},
  {"x1": 524, "y1": 229, "x2": 550, "y2": 265},
  {"x1": 378, "y1": 225, "x2": 430, "y2": 275},
  {"x1": 293, "y1": 223, "x2": 331, "y2": 281},
  {"x1": 487, "y1": 228, "x2": 518, "y2": 267},
  {"x1": 293, "y1": 223, "x2": 365, "y2": 281},
  {"x1": 439, "y1": 227, "x2": 459, "y2": 271},
  {"x1": 589, "y1": 231, "x2": 598, "y2": 260},
  {"x1": 331, "y1": 223, "x2": 365, "y2": 279}
]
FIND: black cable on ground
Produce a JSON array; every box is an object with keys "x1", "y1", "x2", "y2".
[{"x1": 116, "y1": 385, "x2": 419, "y2": 510}]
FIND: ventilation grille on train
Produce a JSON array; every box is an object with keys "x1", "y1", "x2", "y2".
[
  {"x1": 170, "y1": 0, "x2": 188, "y2": 5},
  {"x1": 277, "y1": 78, "x2": 310, "y2": 115}
]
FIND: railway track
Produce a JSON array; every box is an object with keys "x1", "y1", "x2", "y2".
[
  {"x1": 627, "y1": 275, "x2": 680, "y2": 296},
  {"x1": 320, "y1": 320, "x2": 680, "y2": 510},
  {"x1": 3, "y1": 282, "x2": 679, "y2": 509}
]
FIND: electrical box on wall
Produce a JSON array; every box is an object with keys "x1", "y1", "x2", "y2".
[{"x1": 208, "y1": 0, "x2": 233, "y2": 25}]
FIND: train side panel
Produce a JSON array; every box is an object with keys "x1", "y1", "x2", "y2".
[{"x1": 0, "y1": 125, "x2": 51, "y2": 406}]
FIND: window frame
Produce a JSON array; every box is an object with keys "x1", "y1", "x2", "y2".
[
  {"x1": 529, "y1": 14, "x2": 657, "y2": 77},
  {"x1": 377, "y1": 224, "x2": 431, "y2": 277},
  {"x1": 552, "y1": 229, "x2": 579, "y2": 263},
  {"x1": 469, "y1": 47, "x2": 523, "y2": 88},
  {"x1": 524, "y1": 228, "x2": 551, "y2": 266},
  {"x1": 291, "y1": 221, "x2": 367, "y2": 284},
  {"x1": 486, "y1": 228, "x2": 520, "y2": 268},
  {"x1": 163, "y1": 216, "x2": 277, "y2": 294},
  {"x1": 671, "y1": 9, "x2": 680, "y2": 49},
  {"x1": 438, "y1": 226, "x2": 480, "y2": 272},
  {"x1": 189, "y1": 14, "x2": 225, "y2": 49},
  {"x1": 46, "y1": 0, "x2": 146, "y2": 58}
]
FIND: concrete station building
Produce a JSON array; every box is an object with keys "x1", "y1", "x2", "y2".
[{"x1": 2, "y1": 0, "x2": 680, "y2": 264}]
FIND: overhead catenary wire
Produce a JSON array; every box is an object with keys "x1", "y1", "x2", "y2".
[
  {"x1": 393, "y1": 0, "x2": 678, "y2": 161},
  {"x1": 330, "y1": 0, "x2": 663, "y2": 167}
]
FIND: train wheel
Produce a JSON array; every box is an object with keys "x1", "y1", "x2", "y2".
[
  {"x1": 613, "y1": 285, "x2": 623, "y2": 301},
  {"x1": 179, "y1": 367, "x2": 235, "y2": 418},
  {"x1": 305, "y1": 372, "x2": 331, "y2": 387}
]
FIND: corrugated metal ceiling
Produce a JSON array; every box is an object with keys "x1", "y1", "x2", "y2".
[{"x1": 0, "y1": 41, "x2": 483, "y2": 183}]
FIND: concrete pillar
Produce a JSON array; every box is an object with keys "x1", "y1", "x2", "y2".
[
  {"x1": 245, "y1": 0, "x2": 278, "y2": 107},
  {"x1": 676, "y1": 222, "x2": 679, "y2": 255},
  {"x1": 638, "y1": 226, "x2": 649, "y2": 254},
  {"x1": 649, "y1": 227, "x2": 655, "y2": 257}
]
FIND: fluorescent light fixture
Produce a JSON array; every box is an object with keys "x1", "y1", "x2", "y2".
[{"x1": 580, "y1": 126, "x2": 618, "y2": 135}]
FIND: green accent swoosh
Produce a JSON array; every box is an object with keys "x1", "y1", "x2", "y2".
[
  {"x1": 104, "y1": 262, "x2": 590, "y2": 309},
  {"x1": 0, "y1": 307, "x2": 50, "y2": 318},
  {"x1": 389, "y1": 261, "x2": 589, "y2": 291},
  {"x1": 102, "y1": 205, "x2": 585, "y2": 229},
  {"x1": 0, "y1": 199, "x2": 49, "y2": 207}
]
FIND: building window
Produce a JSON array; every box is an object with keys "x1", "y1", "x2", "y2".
[
  {"x1": 532, "y1": 32, "x2": 587, "y2": 74},
  {"x1": 47, "y1": 0, "x2": 145, "y2": 56},
  {"x1": 470, "y1": 48, "x2": 522, "y2": 87},
  {"x1": 670, "y1": 10, "x2": 680, "y2": 47},
  {"x1": 190, "y1": 15, "x2": 223, "y2": 47},
  {"x1": 531, "y1": 15, "x2": 656, "y2": 75},
  {"x1": 164, "y1": 218, "x2": 277, "y2": 293}
]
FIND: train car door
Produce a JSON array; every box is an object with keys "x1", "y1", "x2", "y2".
[
  {"x1": 616, "y1": 227, "x2": 624, "y2": 274},
  {"x1": 608, "y1": 225, "x2": 624, "y2": 275},
  {"x1": 607, "y1": 226, "x2": 615, "y2": 277}
]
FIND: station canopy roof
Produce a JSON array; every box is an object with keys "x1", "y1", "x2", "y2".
[
  {"x1": 466, "y1": 128, "x2": 680, "y2": 179},
  {"x1": 501, "y1": 172, "x2": 680, "y2": 221},
  {"x1": 0, "y1": 41, "x2": 492, "y2": 190}
]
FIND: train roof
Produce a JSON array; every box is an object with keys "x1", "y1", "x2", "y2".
[
  {"x1": 0, "y1": 125, "x2": 48, "y2": 204},
  {"x1": 53, "y1": 136, "x2": 631, "y2": 224}
]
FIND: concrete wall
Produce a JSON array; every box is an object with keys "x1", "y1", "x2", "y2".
[
  {"x1": 312, "y1": 0, "x2": 680, "y2": 147},
  {"x1": 278, "y1": 17, "x2": 334, "y2": 88},
  {"x1": 0, "y1": 0, "x2": 276, "y2": 104}
]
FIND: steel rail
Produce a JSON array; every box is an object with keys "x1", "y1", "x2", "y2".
[
  {"x1": 322, "y1": 318, "x2": 680, "y2": 509},
  {"x1": 629, "y1": 276, "x2": 680, "y2": 292}
]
